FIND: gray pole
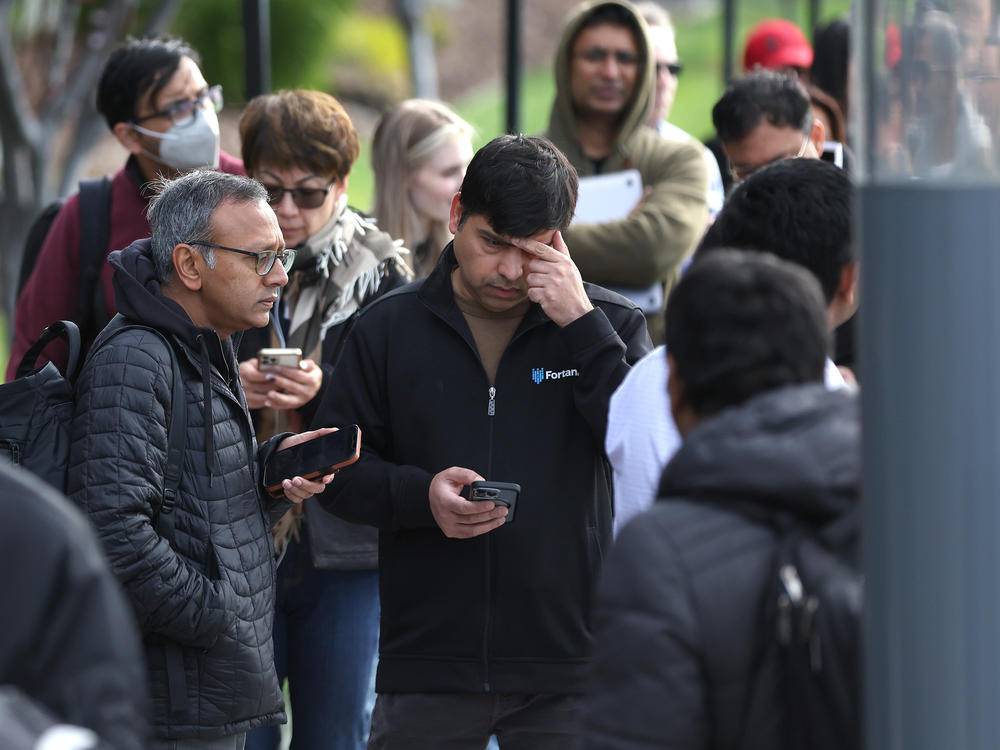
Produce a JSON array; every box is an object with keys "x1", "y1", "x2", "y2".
[
  {"x1": 723, "y1": 0, "x2": 736, "y2": 84},
  {"x1": 242, "y1": 0, "x2": 270, "y2": 99},
  {"x1": 505, "y1": 0, "x2": 521, "y2": 134},
  {"x1": 859, "y1": 0, "x2": 1000, "y2": 745}
]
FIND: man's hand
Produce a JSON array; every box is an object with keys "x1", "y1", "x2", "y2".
[
  {"x1": 239, "y1": 357, "x2": 323, "y2": 411},
  {"x1": 429, "y1": 467, "x2": 507, "y2": 539},
  {"x1": 514, "y1": 231, "x2": 594, "y2": 327},
  {"x1": 273, "y1": 427, "x2": 338, "y2": 503}
]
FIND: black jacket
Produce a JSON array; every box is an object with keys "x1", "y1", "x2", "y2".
[
  {"x1": 580, "y1": 384, "x2": 860, "y2": 749},
  {"x1": 68, "y1": 239, "x2": 287, "y2": 740},
  {"x1": 0, "y1": 460, "x2": 149, "y2": 750},
  {"x1": 314, "y1": 243, "x2": 652, "y2": 694}
]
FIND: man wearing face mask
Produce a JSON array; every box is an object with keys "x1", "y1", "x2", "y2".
[{"x1": 7, "y1": 35, "x2": 244, "y2": 381}]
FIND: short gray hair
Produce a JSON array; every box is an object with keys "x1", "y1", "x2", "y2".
[
  {"x1": 146, "y1": 169, "x2": 268, "y2": 282},
  {"x1": 635, "y1": 1, "x2": 673, "y2": 32}
]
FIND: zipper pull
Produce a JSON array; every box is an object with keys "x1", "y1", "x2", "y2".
[{"x1": 487, "y1": 387, "x2": 496, "y2": 416}]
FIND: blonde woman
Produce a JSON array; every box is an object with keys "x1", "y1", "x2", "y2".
[{"x1": 372, "y1": 99, "x2": 474, "y2": 278}]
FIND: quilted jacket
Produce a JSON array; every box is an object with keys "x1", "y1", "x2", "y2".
[{"x1": 68, "y1": 238, "x2": 287, "y2": 740}]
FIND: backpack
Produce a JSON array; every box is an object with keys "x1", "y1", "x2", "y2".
[
  {"x1": 16, "y1": 177, "x2": 114, "y2": 346},
  {"x1": 735, "y1": 506, "x2": 863, "y2": 750},
  {"x1": 0, "y1": 318, "x2": 187, "y2": 537}
]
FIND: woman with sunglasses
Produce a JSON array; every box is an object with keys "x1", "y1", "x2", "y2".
[
  {"x1": 237, "y1": 89, "x2": 409, "y2": 750},
  {"x1": 371, "y1": 99, "x2": 473, "y2": 278}
]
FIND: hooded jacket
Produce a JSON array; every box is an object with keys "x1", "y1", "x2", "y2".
[
  {"x1": 68, "y1": 238, "x2": 287, "y2": 740},
  {"x1": 581, "y1": 384, "x2": 861, "y2": 749},
  {"x1": 545, "y1": 0, "x2": 708, "y2": 343},
  {"x1": 314, "y1": 242, "x2": 652, "y2": 695}
]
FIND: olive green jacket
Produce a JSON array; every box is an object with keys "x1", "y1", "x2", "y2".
[{"x1": 545, "y1": 0, "x2": 708, "y2": 342}]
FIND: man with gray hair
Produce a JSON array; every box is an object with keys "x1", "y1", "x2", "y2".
[{"x1": 69, "y1": 169, "x2": 338, "y2": 749}]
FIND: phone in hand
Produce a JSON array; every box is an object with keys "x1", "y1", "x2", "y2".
[
  {"x1": 258, "y1": 347, "x2": 302, "y2": 371},
  {"x1": 263, "y1": 425, "x2": 361, "y2": 498},
  {"x1": 460, "y1": 481, "x2": 521, "y2": 522}
]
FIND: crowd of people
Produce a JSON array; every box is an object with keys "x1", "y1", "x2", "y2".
[{"x1": 7, "y1": 0, "x2": 983, "y2": 747}]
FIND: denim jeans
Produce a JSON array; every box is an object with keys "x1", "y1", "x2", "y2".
[{"x1": 245, "y1": 534, "x2": 379, "y2": 750}]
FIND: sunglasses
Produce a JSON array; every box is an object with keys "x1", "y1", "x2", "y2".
[
  {"x1": 260, "y1": 180, "x2": 336, "y2": 210},
  {"x1": 656, "y1": 61, "x2": 684, "y2": 77},
  {"x1": 186, "y1": 241, "x2": 296, "y2": 276}
]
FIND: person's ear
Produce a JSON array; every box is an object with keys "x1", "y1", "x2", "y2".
[
  {"x1": 448, "y1": 193, "x2": 463, "y2": 235},
  {"x1": 112, "y1": 121, "x2": 144, "y2": 156},
  {"x1": 809, "y1": 116, "x2": 826, "y2": 154},
  {"x1": 172, "y1": 243, "x2": 205, "y2": 291},
  {"x1": 837, "y1": 260, "x2": 860, "y2": 307}
]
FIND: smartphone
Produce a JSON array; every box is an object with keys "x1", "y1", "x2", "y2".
[
  {"x1": 263, "y1": 425, "x2": 361, "y2": 498},
  {"x1": 460, "y1": 481, "x2": 521, "y2": 523},
  {"x1": 258, "y1": 347, "x2": 302, "y2": 371},
  {"x1": 821, "y1": 141, "x2": 844, "y2": 169}
]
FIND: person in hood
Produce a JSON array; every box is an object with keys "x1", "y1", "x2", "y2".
[
  {"x1": 545, "y1": 0, "x2": 708, "y2": 344},
  {"x1": 68, "y1": 170, "x2": 338, "y2": 750},
  {"x1": 312, "y1": 134, "x2": 651, "y2": 749},
  {"x1": 581, "y1": 248, "x2": 861, "y2": 749},
  {"x1": 9, "y1": 35, "x2": 245, "y2": 381}
]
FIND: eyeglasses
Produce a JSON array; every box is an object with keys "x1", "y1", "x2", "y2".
[
  {"x1": 132, "y1": 85, "x2": 223, "y2": 127},
  {"x1": 577, "y1": 47, "x2": 640, "y2": 67},
  {"x1": 260, "y1": 180, "x2": 337, "y2": 210},
  {"x1": 655, "y1": 60, "x2": 684, "y2": 77},
  {"x1": 186, "y1": 241, "x2": 296, "y2": 276},
  {"x1": 729, "y1": 134, "x2": 811, "y2": 183}
]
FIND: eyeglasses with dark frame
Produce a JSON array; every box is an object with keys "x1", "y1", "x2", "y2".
[
  {"x1": 186, "y1": 241, "x2": 296, "y2": 276},
  {"x1": 259, "y1": 180, "x2": 337, "y2": 210},
  {"x1": 655, "y1": 60, "x2": 684, "y2": 77},
  {"x1": 729, "y1": 134, "x2": 811, "y2": 184},
  {"x1": 577, "y1": 46, "x2": 640, "y2": 67},
  {"x1": 132, "y1": 85, "x2": 223, "y2": 127}
]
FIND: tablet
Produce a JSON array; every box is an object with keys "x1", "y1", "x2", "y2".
[{"x1": 573, "y1": 169, "x2": 644, "y2": 224}]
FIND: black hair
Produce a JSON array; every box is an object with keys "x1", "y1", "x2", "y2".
[
  {"x1": 458, "y1": 134, "x2": 579, "y2": 237},
  {"x1": 712, "y1": 70, "x2": 813, "y2": 143},
  {"x1": 695, "y1": 157, "x2": 853, "y2": 303},
  {"x1": 665, "y1": 248, "x2": 829, "y2": 418},
  {"x1": 811, "y1": 17, "x2": 851, "y2": 119},
  {"x1": 96, "y1": 36, "x2": 199, "y2": 129}
]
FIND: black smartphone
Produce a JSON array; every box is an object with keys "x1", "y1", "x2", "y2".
[
  {"x1": 460, "y1": 481, "x2": 521, "y2": 523},
  {"x1": 263, "y1": 425, "x2": 361, "y2": 498}
]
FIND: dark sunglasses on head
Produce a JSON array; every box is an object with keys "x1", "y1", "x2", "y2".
[
  {"x1": 261, "y1": 180, "x2": 336, "y2": 210},
  {"x1": 656, "y1": 60, "x2": 684, "y2": 77},
  {"x1": 578, "y1": 46, "x2": 640, "y2": 66}
]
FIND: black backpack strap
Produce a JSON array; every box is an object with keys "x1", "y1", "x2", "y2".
[
  {"x1": 88, "y1": 318, "x2": 187, "y2": 542},
  {"x1": 155, "y1": 336, "x2": 186, "y2": 545},
  {"x1": 15, "y1": 320, "x2": 82, "y2": 382},
  {"x1": 76, "y1": 176, "x2": 113, "y2": 343}
]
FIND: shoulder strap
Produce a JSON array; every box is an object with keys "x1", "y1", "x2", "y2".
[
  {"x1": 15, "y1": 319, "x2": 82, "y2": 381},
  {"x1": 76, "y1": 176, "x2": 113, "y2": 343},
  {"x1": 90, "y1": 318, "x2": 187, "y2": 543}
]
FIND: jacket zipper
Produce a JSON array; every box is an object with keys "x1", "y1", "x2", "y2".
[{"x1": 482, "y1": 385, "x2": 496, "y2": 691}]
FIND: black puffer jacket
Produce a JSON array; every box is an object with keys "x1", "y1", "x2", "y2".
[
  {"x1": 580, "y1": 384, "x2": 860, "y2": 749},
  {"x1": 68, "y1": 239, "x2": 287, "y2": 740}
]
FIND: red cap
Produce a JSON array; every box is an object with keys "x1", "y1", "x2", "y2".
[{"x1": 743, "y1": 18, "x2": 814, "y2": 72}]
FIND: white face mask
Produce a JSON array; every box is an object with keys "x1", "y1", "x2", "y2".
[{"x1": 132, "y1": 107, "x2": 221, "y2": 171}]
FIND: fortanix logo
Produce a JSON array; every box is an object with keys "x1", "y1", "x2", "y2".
[{"x1": 531, "y1": 366, "x2": 580, "y2": 384}]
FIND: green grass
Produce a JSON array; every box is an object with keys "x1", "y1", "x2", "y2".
[{"x1": 349, "y1": 0, "x2": 850, "y2": 212}]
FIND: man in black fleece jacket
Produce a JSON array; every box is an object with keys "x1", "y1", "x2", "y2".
[{"x1": 313, "y1": 134, "x2": 651, "y2": 748}]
